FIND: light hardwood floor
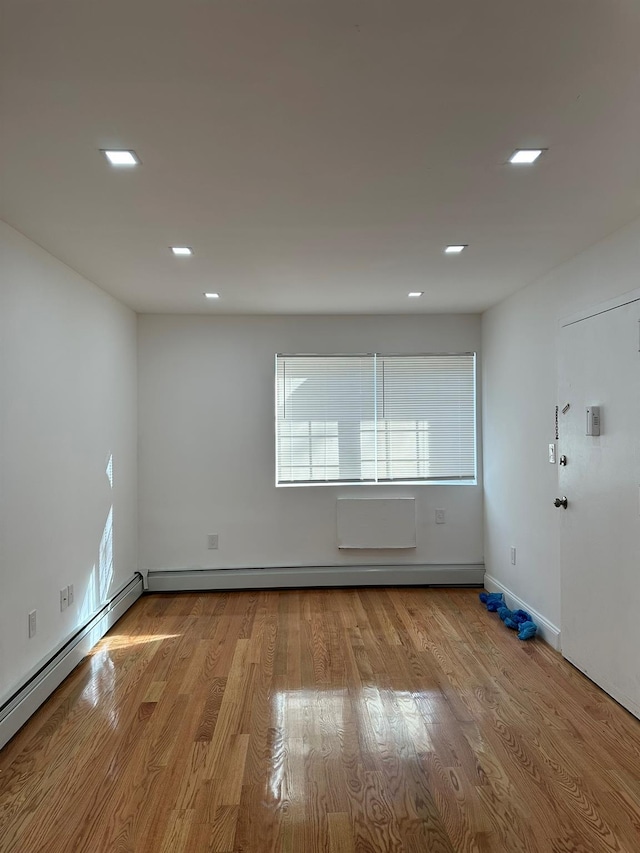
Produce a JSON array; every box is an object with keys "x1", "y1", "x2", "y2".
[{"x1": 1, "y1": 588, "x2": 640, "y2": 852}]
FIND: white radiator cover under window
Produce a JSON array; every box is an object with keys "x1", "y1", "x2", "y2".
[{"x1": 336, "y1": 498, "x2": 416, "y2": 549}]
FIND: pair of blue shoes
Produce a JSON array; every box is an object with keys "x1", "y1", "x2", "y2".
[{"x1": 479, "y1": 592, "x2": 537, "y2": 641}]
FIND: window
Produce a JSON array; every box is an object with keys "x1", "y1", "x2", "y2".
[{"x1": 275, "y1": 353, "x2": 476, "y2": 485}]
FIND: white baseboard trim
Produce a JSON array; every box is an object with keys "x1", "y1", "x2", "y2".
[
  {"x1": 148, "y1": 563, "x2": 485, "y2": 592},
  {"x1": 483, "y1": 574, "x2": 561, "y2": 650},
  {"x1": 0, "y1": 574, "x2": 143, "y2": 750}
]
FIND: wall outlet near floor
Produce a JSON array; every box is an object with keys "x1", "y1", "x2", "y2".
[
  {"x1": 28, "y1": 610, "x2": 37, "y2": 638},
  {"x1": 67, "y1": 584, "x2": 74, "y2": 606},
  {"x1": 207, "y1": 534, "x2": 219, "y2": 550},
  {"x1": 435, "y1": 509, "x2": 446, "y2": 524},
  {"x1": 510, "y1": 546, "x2": 517, "y2": 565},
  {"x1": 60, "y1": 587, "x2": 69, "y2": 611}
]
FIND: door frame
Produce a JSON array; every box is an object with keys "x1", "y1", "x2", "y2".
[
  {"x1": 560, "y1": 286, "x2": 640, "y2": 330},
  {"x1": 558, "y1": 290, "x2": 640, "y2": 719}
]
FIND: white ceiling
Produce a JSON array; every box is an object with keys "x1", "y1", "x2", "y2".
[{"x1": 2, "y1": 0, "x2": 640, "y2": 314}]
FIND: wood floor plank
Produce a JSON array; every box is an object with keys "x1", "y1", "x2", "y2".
[
  {"x1": 327, "y1": 812, "x2": 355, "y2": 853},
  {"x1": 2, "y1": 588, "x2": 640, "y2": 852}
]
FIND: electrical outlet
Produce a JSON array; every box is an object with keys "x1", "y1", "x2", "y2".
[
  {"x1": 67, "y1": 584, "x2": 74, "y2": 606},
  {"x1": 28, "y1": 610, "x2": 37, "y2": 638},
  {"x1": 510, "y1": 546, "x2": 517, "y2": 565},
  {"x1": 207, "y1": 534, "x2": 219, "y2": 550},
  {"x1": 60, "y1": 587, "x2": 69, "y2": 611},
  {"x1": 435, "y1": 509, "x2": 445, "y2": 524}
]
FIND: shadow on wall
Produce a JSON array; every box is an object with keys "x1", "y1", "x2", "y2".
[{"x1": 80, "y1": 454, "x2": 114, "y2": 624}]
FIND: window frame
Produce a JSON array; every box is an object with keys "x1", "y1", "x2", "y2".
[{"x1": 275, "y1": 351, "x2": 477, "y2": 488}]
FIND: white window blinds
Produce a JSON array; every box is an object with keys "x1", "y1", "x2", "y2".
[{"x1": 275, "y1": 353, "x2": 476, "y2": 485}]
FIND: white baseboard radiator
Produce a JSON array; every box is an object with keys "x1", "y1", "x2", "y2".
[
  {"x1": 0, "y1": 574, "x2": 143, "y2": 750},
  {"x1": 147, "y1": 563, "x2": 485, "y2": 592}
]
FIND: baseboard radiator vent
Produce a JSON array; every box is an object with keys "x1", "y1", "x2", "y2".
[
  {"x1": 0, "y1": 574, "x2": 143, "y2": 750},
  {"x1": 147, "y1": 563, "x2": 484, "y2": 592}
]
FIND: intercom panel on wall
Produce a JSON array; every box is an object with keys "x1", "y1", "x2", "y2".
[{"x1": 586, "y1": 406, "x2": 601, "y2": 436}]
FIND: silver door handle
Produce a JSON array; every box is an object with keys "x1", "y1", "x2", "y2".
[{"x1": 554, "y1": 496, "x2": 568, "y2": 509}]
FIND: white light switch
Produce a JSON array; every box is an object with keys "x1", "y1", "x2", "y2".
[{"x1": 548, "y1": 443, "x2": 556, "y2": 464}]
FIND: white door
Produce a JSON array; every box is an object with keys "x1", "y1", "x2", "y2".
[{"x1": 559, "y1": 297, "x2": 640, "y2": 718}]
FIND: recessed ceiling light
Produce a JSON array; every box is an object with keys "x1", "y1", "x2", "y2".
[
  {"x1": 445, "y1": 244, "x2": 467, "y2": 254},
  {"x1": 102, "y1": 149, "x2": 140, "y2": 166},
  {"x1": 170, "y1": 246, "x2": 193, "y2": 256},
  {"x1": 204, "y1": 292, "x2": 220, "y2": 299},
  {"x1": 509, "y1": 148, "x2": 545, "y2": 164},
  {"x1": 408, "y1": 292, "x2": 423, "y2": 298}
]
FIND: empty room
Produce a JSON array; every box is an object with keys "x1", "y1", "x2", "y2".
[{"x1": 2, "y1": 1, "x2": 640, "y2": 851}]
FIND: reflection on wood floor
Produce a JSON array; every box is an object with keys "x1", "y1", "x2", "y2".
[{"x1": 1, "y1": 588, "x2": 640, "y2": 852}]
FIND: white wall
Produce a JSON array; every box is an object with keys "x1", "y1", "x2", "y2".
[
  {"x1": 138, "y1": 314, "x2": 483, "y2": 572},
  {"x1": 0, "y1": 221, "x2": 138, "y2": 702},
  {"x1": 482, "y1": 215, "x2": 640, "y2": 630}
]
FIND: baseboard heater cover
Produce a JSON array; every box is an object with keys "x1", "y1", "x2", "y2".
[
  {"x1": 147, "y1": 564, "x2": 484, "y2": 592},
  {"x1": 0, "y1": 574, "x2": 143, "y2": 751}
]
